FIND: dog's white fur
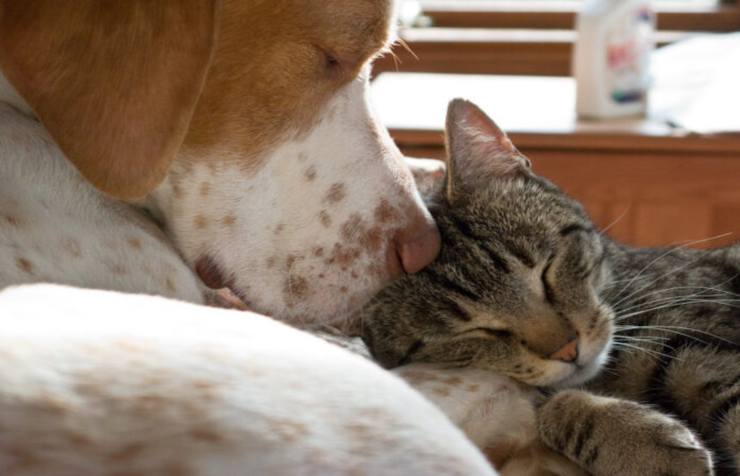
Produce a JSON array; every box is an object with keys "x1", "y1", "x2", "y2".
[
  {"x1": 0, "y1": 284, "x2": 497, "y2": 476},
  {"x1": 0, "y1": 56, "x2": 513, "y2": 476},
  {"x1": 146, "y1": 72, "x2": 432, "y2": 325},
  {"x1": 0, "y1": 101, "x2": 204, "y2": 302}
]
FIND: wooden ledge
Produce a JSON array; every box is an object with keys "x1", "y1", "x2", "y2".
[
  {"x1": 371, "y1": 73, "x2": 740, "y2": 156},
  {"x1": 375, "y1": 29, "x2": 700, "y2": 76},
  {"x1": 371, "y1": 71, "x2": 740, "y2": 249},
  {"x1": 417, "y1": 1, "x2": 740, "y2": 32}
]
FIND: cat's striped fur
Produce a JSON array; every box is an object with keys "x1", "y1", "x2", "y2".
[{"x1": 355, "y1": 100, "x2": 738, "y2": 475}]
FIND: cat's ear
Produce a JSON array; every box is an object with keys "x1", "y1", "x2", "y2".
[{"x1": 444, "y1": 99, "x2": 531, "y2": 202}]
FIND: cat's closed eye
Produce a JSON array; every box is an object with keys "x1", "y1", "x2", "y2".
[
  {"x1": 457, "y1": 327, "x2": 513, "y2": 339},
  {"x1": 541, "y1": 257, "x2": 557, "y2": 305},
  {"x1": 479, "y1": 328, "x2": 513, "y2": 339}
]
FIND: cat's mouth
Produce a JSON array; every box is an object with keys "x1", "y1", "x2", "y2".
[
  {"x1": 555, "y1": 341, "x2": 612, "y2": 387},
  {"x1": 542, "y1": 306, "x2": 615, "y2": 387},
  {"x1": 511, "y1": 317, "x2": 613, "y2": 388},
  {"x1": 534, "y1": 329, "x2": 613, "y2": 388}
]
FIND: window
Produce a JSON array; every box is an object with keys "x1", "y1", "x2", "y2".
[
  {"x1": 371, "y1": 0, "x2": 740, "y2": 249},
  {"x1": 376, "y1": 0, "x2": 740, "y2": 76}
]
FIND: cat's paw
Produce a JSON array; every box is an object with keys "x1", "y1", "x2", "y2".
[{"x1": 538, "y1": 390, "x2": 713, "y2": 476}]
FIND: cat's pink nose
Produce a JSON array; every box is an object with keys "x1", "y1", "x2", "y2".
[
  {"x1": 550, "y1": 338, "x2": 579, "y2": 363},
  {"x1": 394, "y1": 214, "x2": 441, "y2": 274}
]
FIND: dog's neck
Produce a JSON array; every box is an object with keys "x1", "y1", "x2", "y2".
[{"x1": 0, "y1": 70, "x2": 35, "y2": 118}]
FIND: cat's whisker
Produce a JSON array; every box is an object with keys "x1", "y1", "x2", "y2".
[
  {"x1": 615, "y1": 327, "x2": 720, "y2": 349},
  {"x1": 616, "y1": 324, "x2": 738, "y2": 346},
  {"x1": 599, "y1": 207, "x2": 630, "y2": 235},
  {"x1": 611, "y1": 341, "x2": 679, "y2": 362},
  {"x1": 613, "y1": 334, "x2": 670, "y2": 344},
  {"x1": 611, "y1": 256, "x2": 704, "y2": 309},
  {"x1": 616, "y1": 303, "x2": 737, "y2": 324},
  {"x1": 615, "y1": 297, "x2": 740, "y2": 322},
  {"x1": 603, "y1": 275, "x2": 647, "y2": 285},
  {"x1": 612, "y1": 274, "x2": 740, "y2": 314},
  {"x1": 615, "y1": 300, "x2": 707, "y2": 320},
  {"x1": 609, "y1": 232, "x2": 732, "y2": 304},
  {"x1": 614, "y1": 294, "x2": 703, "y2": 315},
  {"x1": 612, "y1": 335, "x2": 673, "y2": 350},
  {"x1": 601, "y1": 276, "x2": 648, "y2": 292},
  {"x1": 598, "y1": 362, "x2": 621, "y2": 377},
  {"x1": 613, "y1": 292, "x2": 740, "y2": 315},
  {"x1": 612, "y1": 336, "x2": 674, "y2": 353},
  {"x1": 617, "y1": 292, "x2": 740, "y2": 312},
  {"x1": 615, "y1": 282, "x2": 734, "y2": 301},
  {"x1": 609, "y1": 251, "x2": 687, "y2": 302},
  {"x1": 690, "y1": 274, "x2": 740, "y2": 299}
]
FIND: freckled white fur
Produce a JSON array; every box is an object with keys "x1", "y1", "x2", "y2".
[
  {"x1": 392, "y1": 364, "x2": 585, "y2": 475},
  {"x1": 395, "y1": 363, "x2": 538, "y2": 448},
  {"x1": 148, "y1": 73, "x2": 429, "y2": 324},
  {"x1": 0, "y1": 103, "x2": 203, "y2": 303},
  {"x1": 0, "y1": 284, "x2": 496, "y2": 476}
]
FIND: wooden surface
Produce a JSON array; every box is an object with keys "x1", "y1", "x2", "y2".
[
  {"x1": 417, "y1": 1, "x2": 740, "y2": 31},
  {"x1": 371, "y1": 73, "x2": 740, "y2": 249},
  {"x1": 373, "y1": 29, "x2": 696, "y2": 76}
]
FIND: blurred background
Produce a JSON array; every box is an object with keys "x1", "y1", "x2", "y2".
[{"x1": 370, "y1": 0, "x2": 740, "y2": 249}]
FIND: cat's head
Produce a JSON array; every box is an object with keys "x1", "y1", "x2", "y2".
[{"x1": 358, "y1": 99, "x2": 614, "y2": 388}]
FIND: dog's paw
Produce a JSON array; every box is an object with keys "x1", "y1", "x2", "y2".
[
  {"x1": 204, "y1": 287, "x2": 250, "y2": 310},
  {"x1": 538, "y1": 390, "x2": 714, "y2": 476}
]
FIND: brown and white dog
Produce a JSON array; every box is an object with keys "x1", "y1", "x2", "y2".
[
  {"x1": 0, "y1": 2, "x2": 578, "y2": 475},
  {"x1": 0, "y1": 0, "x2": 441, "y2": 324}
]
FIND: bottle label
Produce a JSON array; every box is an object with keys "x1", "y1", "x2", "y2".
[{"x1": 605, "y1": 6, "x2": 654, "y2": 104}]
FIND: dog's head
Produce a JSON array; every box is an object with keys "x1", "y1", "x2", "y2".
[{"x1": 0, "y1": 0, "x2": 440, "y2": 324}]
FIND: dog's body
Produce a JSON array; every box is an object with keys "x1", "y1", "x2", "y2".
[
  {"x1": 0, "y1": 285, "x2": 501, "y2": 476},
  {"x1": 0, "y1": 1, "x2": 573, "y2": 474},
  {"x1": 0, "y1": 100, "x2": 204, "y2": 302},
  {"x1": 0, "y1": 0, "x2": 443, "y2": 321}
]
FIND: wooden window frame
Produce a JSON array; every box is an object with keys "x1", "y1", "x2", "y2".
[
  {"x1": 418, "y1": 0, "x2": 740, "y2": 32},
  {"x1": 374, "y1": 0, "x2": 740, "y2": 76}
]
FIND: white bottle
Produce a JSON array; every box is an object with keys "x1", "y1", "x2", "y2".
[{"x1": 574, "y1": 0, "x2": 655, "y2": 118}]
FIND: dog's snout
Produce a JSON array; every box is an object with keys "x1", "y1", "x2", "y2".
[{"x1": 393, "y1": 211, "x2": 441, "y2": 274}]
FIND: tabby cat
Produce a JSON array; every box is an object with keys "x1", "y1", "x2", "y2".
[{"x1": 355, "y1": 99, "x2": 739, "y2": 476}]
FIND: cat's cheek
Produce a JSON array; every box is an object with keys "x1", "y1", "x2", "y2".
[
  {"x1": 576, "y1": 308, "x2": 614, "y2": 368},
  {"x1": 587, "y1": 345, "x2": 612, "y2": 378}
]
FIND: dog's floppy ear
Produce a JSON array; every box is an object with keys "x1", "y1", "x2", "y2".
[{"x1": 0, "y1": 1, "x2": 219, "y2": 199}]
